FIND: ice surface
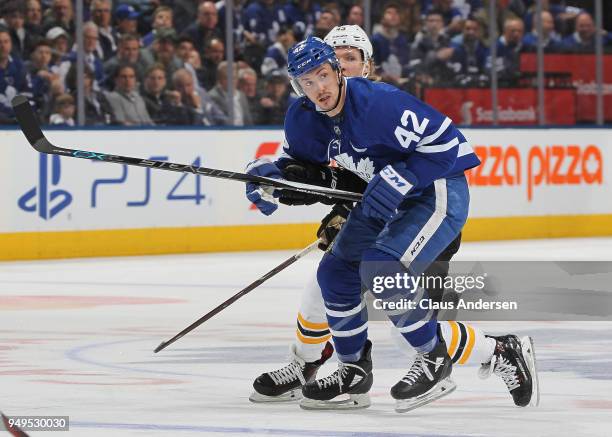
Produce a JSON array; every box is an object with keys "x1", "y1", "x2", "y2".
[{"x1": 1, "y1": 238, "x2": 612, "y2": 436}]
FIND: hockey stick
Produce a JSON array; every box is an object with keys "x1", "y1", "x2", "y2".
[
  {"x1": 11, "y1": 95, "x2": 362, "y2": 202},
  {"x1": 154, "y1": 238, "x2": 321, "y2": 353},
  {"x1": 1, "y1": 412, "x2": 30, "y2": 437}
]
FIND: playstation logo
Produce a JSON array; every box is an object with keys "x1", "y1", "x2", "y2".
[{"x1": 18, "y1": 154, "x2": 72, "y2": 220}]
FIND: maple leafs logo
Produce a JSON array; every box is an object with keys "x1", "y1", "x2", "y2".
[{"x1": 333, "y1": 152, "x2": 375, "y2": 181}]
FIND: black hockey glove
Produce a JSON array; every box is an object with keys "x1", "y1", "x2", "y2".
[
  {"x1": 278, "y1": 161, "x2": 367, "y2": 206},
  {"x1": 316, "y1": 202, "x2": 353, "y2": 251}
]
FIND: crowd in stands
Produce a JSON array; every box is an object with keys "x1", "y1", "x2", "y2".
[{"x1": 0, "y1": 0, "x2": 609, "y2": 126}]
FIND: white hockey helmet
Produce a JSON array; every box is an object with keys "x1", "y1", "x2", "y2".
[{"x1": 324, "y1": 25, "x2": 373, "y2": 62}]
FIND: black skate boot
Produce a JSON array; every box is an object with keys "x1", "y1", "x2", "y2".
[
  {"x1": 391, "y1": 333, "x2": 456, "y2": 412},
  {"x1": 478, "y1": 335, "x2": 539, "y2": 407},
  {"x1": 249, "y1": 342, "x2": 334, "y2": 403},
  {"x1": 300, "y1": 339, "x2": 373, "y2": 410}
]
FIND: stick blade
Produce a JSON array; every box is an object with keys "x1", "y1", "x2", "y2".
[
  {"x1": 11, "y1": 95, "x2": 47, "y2": 151},
  {"x1": 154, "y1": 341, "x2": 169, "y2": 353}
]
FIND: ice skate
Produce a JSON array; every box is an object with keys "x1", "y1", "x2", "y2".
[
  {"x1": 479, "y1": 335, "x2": 540, "y2": 407},
  {"x1": 249, "y1": 342, "x2": 333, "y2": 403},
  {"x1": 300, "y1": 340, "x2": 373, "y2": 410},
  {"x1": 391, "y1": 335, "x2": 456, "y2": 413}
]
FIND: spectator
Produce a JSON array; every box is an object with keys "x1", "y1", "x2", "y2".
[
  {"x1": 172, "y1": 67, "x2": 227, "y2": 125},
  {"x1": 48, "y1": 93, "x2": 75, "y2": 125},
  {"x1": 105, "y1": 64, "x2": 154, "y2": 125},
  {"x1": 201, "y1": 37, "x2": 224, "y2": 90},
  {"x1": 45, "y1": 26, "x2": 70, "y2": 69},
  {"x1": 396, "y1": 0, "x2": 422, "y2": 41},
  {"x1": 90, "y1": 0, "x2": 116, "y2": 61},
  {"x1": 141, "y1": 28, "x2": 183, "y2": 86},
  {"x1": 0, "y1": 27, "x2": 28, "y2": 124},
  {"x1": 372, "y1": 3, "x2": 412, "y2": 84},
  {"x1": 172, "y1": 0, "x2": 198, "y2": 32},
  {"x1": 3, "y1": 2, "x2": 35, "y2": 60},
  {"x1": 42, "y1": 0, "x2": 75, "y2": 35},
  {"x1": 66, "y1": 63, "x2": 113, "y2": 125},
  {"x1": 473, "y1": 0, "x2": 526, "y2": 42},
  {"x1": 346, "y1": 5, "x2": 364, "y2": 28},
  {"x1": 261, "y1": 27, "x2": 295, "y2": 77},
  {"x1": 25, "y1": 0, "x2": 43, "y2": 35},
  {"x1": 26, "y1": 39, "x2": 63, "y2": 114},
  {"x1": 175, "y1": 36, "x2": 203, "y2": 89},
  {"x1": 217, "y1": 0, "x2": 246, "y2": 49},
  {"x1": 313, "y1": 8, "x2": 338, "y2": 39},
  {"x1": 283, "y1": 0, "x2": 321, "y2": 40},
  {"x1": 255, "y1": 69, "x2": 296, "y2": 125},
  {"x1": 114, "y1": 4, "x2": 139, "y2": 37},
  {"x1": 141, "y1": 63, "x2": 196, "y2": 125},
  {"x1": 58, "y1": 21, "x2": 105, "y2": 91},
  {"x1": 176, "y1": 36, "x2": 196, "y2": 65},
  {"x1": 186, "y1": 49, "x2": 208, "y2": 91},
  {"x1": 104, "y1": 33, "x2": 144, "y2": 88},
  {"x1": 561, "y1": 12, "x2": 612, "y2": 53},
  {"x1": 242, "y1": 0, "x2": 287, "y2": 47},
  {"x1": 523, "y1": 10, "x2": 562, "y2": 53},
  {"x1": 142, "y1": 6, "x2": 173, "y2": 48},
  {"x1": 411, "y1": 10, "x2": 453, "y2": 84},
  {"x1": 237, "y1": 66, "x2": 258, "y2": 108},
  {"x1": 449, "y1": 0, "x2": 483, "y2": 19},
  {"x1": 524, "y1": 0, "x2": 581, "y2": 36},
  {"x1": 184, "y1": 1, "x2": 223, "y2": 55},
  {"x1": 424, "y1": 0, "x2": 463, "y2": 36},
  {"x1": 208, "y1": 61, "x2": 253, "y2": 126},
  {"x1": 488, "y1": 17, "x2": 525, "y2": 84},
  {"x1": 323, "y1": 3, "x2": 342, "y2": 26},
  {"x1": 447, "y1": 18, "x2": 489, "y2": 84}
]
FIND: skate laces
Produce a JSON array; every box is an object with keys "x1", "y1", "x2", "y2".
[
  {"x1": 268, "y1": 360, "x2": 306, "y2": 386},
  {"x1": 478, "y1": 355, "x2": 495, "y2": 380},
  {"x1": 401, "y1": 354, "x2": 435, "y2": 385},
  {"x1": 493, "y1": 356, "x2": 520, "y2": 391},
  {"x1": 317, "y1": 363, "x2": 349, "y2": 392}
]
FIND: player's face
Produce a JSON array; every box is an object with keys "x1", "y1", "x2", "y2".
[
  {"x1": 297, "y1": 63, "x2": 340, "y2": 111},
  {"x1": 334, "y1": 46, "x2": 367, "y2": 77}
]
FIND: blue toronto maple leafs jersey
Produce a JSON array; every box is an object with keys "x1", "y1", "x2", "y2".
[{"x1": 280, "y1": 78, "x2": 480, "y2": 191}]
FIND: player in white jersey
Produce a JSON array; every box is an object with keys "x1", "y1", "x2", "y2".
[{"x1": 249, "y1": 25, "x2": 539, "y2": 410}]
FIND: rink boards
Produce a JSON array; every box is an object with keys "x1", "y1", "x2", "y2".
[{"x1": 1, "y1": 127, "x2": 611, "y2": 260}]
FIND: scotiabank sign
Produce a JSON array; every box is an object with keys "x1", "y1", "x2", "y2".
[
  {"x1": 521, "y1": 54, "x2": 612, "y2": 123},
  {"x1": 425, "y1": 88, "x2": 576, "y2": 125},
  {"x1": 466, "y1": 144, "x2": 603, "y2": 201}
]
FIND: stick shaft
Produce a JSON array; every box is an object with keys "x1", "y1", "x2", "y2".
[
  {"x1": 11, "y1": 95, "x2": 362, "y2": 202},
  {"x1": 154, "y1": 239, "x2": 321, "y2": 353}
]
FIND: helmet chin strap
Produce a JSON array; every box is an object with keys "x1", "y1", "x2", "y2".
[{"x1": 316, "y1": 69, "x2": 344, "y2": 114}]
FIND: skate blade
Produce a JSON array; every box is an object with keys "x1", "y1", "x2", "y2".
[
  {"x1": 249, "y1": 389, "x2": 302, "y2": 403},
  {"x1": 299, "y1": 393, "x2": 371, "y2": 410},
  {"x1": 395, "y1": 378, "x2": 456, "y2": 413},
  {"x1": 521, "y1": 336, "x2": 540, "y2": 407}
]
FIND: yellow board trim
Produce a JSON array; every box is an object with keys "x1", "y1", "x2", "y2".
[
  {"x1": 462, "y1": 214, "x2": 612, "y2": 241},
  {"x1": 1, "y1": 214, "x2": 612, "y2": 261}
]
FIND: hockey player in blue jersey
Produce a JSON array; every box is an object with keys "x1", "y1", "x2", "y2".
[{"x1": 244, "y1": 36, "x2": 528, "y2": 411}]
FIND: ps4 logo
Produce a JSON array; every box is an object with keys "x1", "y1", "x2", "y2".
[{"x1": 18, "y1": 154, "x2": 72, "y2": 220}]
